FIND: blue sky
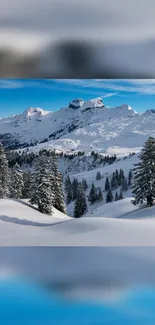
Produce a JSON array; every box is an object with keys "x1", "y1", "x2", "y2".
[{"x1": 1, "y1": 79, "x2": 155, "y2": 117}]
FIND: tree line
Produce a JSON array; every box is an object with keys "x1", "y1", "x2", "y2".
[{"x1": 0, "y1": 144, "x2": 66, "y2": 215}]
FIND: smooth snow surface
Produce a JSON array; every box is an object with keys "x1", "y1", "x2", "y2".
[{"x1": 1, "y1": 198, "x2": 155, "y2": 246}]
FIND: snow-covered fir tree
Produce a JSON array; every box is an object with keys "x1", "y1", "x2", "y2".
[
  {"x1": 122, "y1": 178, "x2": 128, "y2": 191},
  {"x1": 96, "y1": 171, "x2": 101, "y2": 180},
  {"x1": 106, "y1": 189, "x2": 113, "y2": 203},
  {"x1": 132, "y1": 136, "x2": 155, "y2": 206},
  {"x1": 30, "y1": 153, "x2": 53, "y2": 214},
  {"x1": 128, "y1": 169, "x2": 133, "y2": 186},
  {"x1": 111, "y1": 172, "x2": 117, "y2": 189},
  {"x1": 10, "y1": 163, "x2": 24, "y2": 199},
  {"x1": 82, "y1": 178, "x2": 88, "y2": 191},
  {"x1": 105, "y1": 177, "x2": 110, "y2": 191},
  {"x1": 118, "y1": 169, "x2": 125, "y2": 186},
  {"x1": 72, "y1": 178, "x2": 79, "y2": 200},
  {"x1": 88, "y1": 182, "x2": 97, "y2": 204},
  {"x1": 50, "y1": 151, "x2": 66, "y2": 213},
  {"x1": 66, "y1": 185, "x2": 73, "y2": 204},
  {"x1": 97, "y1": 188, "x2": 103, "y2": 201},
  {"x1": 119, "y1": 190, "x2": 124, "y2": 200},
  {"x1": 115, "y1": 191, "x2": 119, "y2": 201},
  {"x1": 65, "y1": 175, "x2": 72, "y2": 192},
  {"x1": 74, "y1": 183, "x2": 87, "y2": 218},
  {"x1": 0, "y1": 143, "x2": 9, "y2": 198},
  {"x1": 22, "y1": 170, "x2": 33, "y2": 199}
]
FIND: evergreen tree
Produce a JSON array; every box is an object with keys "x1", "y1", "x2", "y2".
[
  {"x1": 72, "y1": 178, "x2": 79, "y2": 200},
  {"x1": 82, "y1": 178, "x2": 88, "y2": 191},
  {"x1": 115, "y1": 191, "x2": 119, "y2": 201},
  {"x1": 66, "y1": 185, "x2": 73, "y2": 204},
  {"x1": 122, "y1": 178, "x2": 128, "y2": 191},
  {"x1": 65, "y1": 175, "x2": 72, "y2": 192},
  {"x1": 132, "y1": 136, "x2": 155, "y2": 206},
  {"x1": 51, "y1": 151, "x2": 66, "y2": 213},
  {"x1": 111, "y1": 172, "x2": 117, "y2": 189},
  {"x1": 119, "y1": 190, "x2": 124, "y2": 200},
  {"x1": 105, "y1": 177, "x2": 110, "y2": 191},
  {"x1": 128, "y1": 169, "x2": 133, "y2": 186},
  {"x1": 115, "y1": 169, "x2": 119, "y2": 184},
  {"x1": 30, "y1": 154, "x2": 53, "y2": 214},
  {"x1": 106, "y1": 189, "x2": 113, "y2": 203},
  {"x1": 10, "y1": 163, "x2": 24, "y2": 199},
  {"x1": 74, "y1": 183, "x2": 87, "y2": 218},
  {"x1": 0, "y1": 143, "x2": 9, "y2": 198},
  {"x1": 88, "y1": 183, "x2": 97, "y2": 204},
  {"x1": 118, "y1": 169, "x2": 125, "y2": 186},
  {"x1": 22, "y1": 170, "x2": 33, "y2": 199},
  {"x1": 97, "y1": 189, "x2": 103, "y2": 201},
  {"x1": 96, "y1": 171, "x2": 101, "y2": 180}
]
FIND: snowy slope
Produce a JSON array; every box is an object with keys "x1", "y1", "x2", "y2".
[
  {"x1": 1, "y1": 198, "x2": 155, "y2": 245},
  {"x1": 1, "y1": 98, "x2": 155, "y2": 155}
]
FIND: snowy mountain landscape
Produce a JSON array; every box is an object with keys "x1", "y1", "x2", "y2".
[{"x1": 1, "y1": 94, "x2": 155, "y2": 245}]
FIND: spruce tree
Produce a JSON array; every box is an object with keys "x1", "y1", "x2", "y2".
[
  {"x1": 30, "y1": 154, "x2": 53, "y2": 214},
  {"x1": 88, "y1": 183, "x2": 97, "y2": 204},
  {"x1": 122, "y1": 178, "x2": 128, "y2": 191},
  {"x1": 96, "y1": 171, "x2": 101, "y2": 180},
  {"x1": 115, "y1": 191, "x2": 119, "y2": 201},
  {"x1": 72, "y1": 178, "x2": 79, "y2": 200},
  {"x1": 0, "y1": 143, "x2": 9, "y2": 198},
  {"x1": 119, "y1": 190, "x2": 123, "y2": 200},
  {"x1": 105, "y1": 177, "x2": 110, "y2": 191},
  {"x1": 66, "y1": 185, "x2": 73, "y2": 204},
  {"x1": 82, "y1": 178, "x2": 88, "y2": 191},
  {"x1": 111, "y1": 172, "x2": 117, "y2": 189},
  {"x1": 97, "y1": 189, "x2": 103, "y2": 201},
  {"x1": 128, "y1": 169, "x2": 133, "y2": 186},
  {"x1": 10, "y1": 163, "x2": 24, "y2": 199},
  {"x1": 132, "y1": 136, "x2": 155, "y2": 206},
  {"x1": 51, "y1": 151, "x2": 66, "y2": 213},
  {"x1": 22, "y1": 170, "x2": 33, "y2": 199},
  {"x1": 118, "y1": 169, "x2": 125, "y2": 186},
  {"x1": 115, "y1": 169, "x2": 119, "y2": 184},
  {"x1": 65, "y1": 175, "x2": 72, "y2": 192},
  {"x1": 106, "y1": 189, "x2": 113, "y2": 203},
  {"x1": 74, "y1": 183, "x2": 87, "y2": 218}
]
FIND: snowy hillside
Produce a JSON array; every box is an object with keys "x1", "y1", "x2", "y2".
[
  {"x1": 1, "y1": 97, "x2": 155, "y2": 155},
  {"x1": 1, "y1": 198, "x2": 155, "y2": 245}
]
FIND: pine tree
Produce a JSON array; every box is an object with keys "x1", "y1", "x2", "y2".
[
  {"x1": 0, "y1": 143, "x2": 9, "y2": 198},
  {"x1": 96, "y1": 171, "x2": 101, "y2": 180},
  {"x1": 30, "y1": 154, "x2": 53, "y2": 214},
  {"x1": 105, "y1": 177, "x2": 110, "y2": 191},
  {"x1": 122, "y1": 178, "x2": 128, "y2": 191},
  {"x1": 74, "y1": 183, "x2": 87, "y2": 218},
  {"x1": 65, "y1": 175, "x2": 72, "y2": 192},
  {"x1": 22, "y1": 170, "x2": 33, "y2": 199},
  {"x1": 51, "y1": 151, "x2": 66, "y2": 213},
  {"x1": 88, "y1": 183, "x2": 97, "y2": 204},
  {"x1": 106, "y1": 189, "x2": 113, "y2": 203},
  {"x1": 111, "y1": 172, "x2": 117, "y2": 189},
  {"x1": 119, "y1": 190, "x2": 123, "y2": 200},
  {"x1": 115, "y1": 191, "x2": 119, "y2": 201},
  {"x1": 128, "y1": 169, "x2": 133, "y2": 186},
  {"x1": 72, "y1": 178, "x2": 79, "y2": 200},
  {"x1": 66, "y1": 185, "x2": 73, "y2": 204},
  {"x1": 10, "y1": 163, "x2": 24, "y2": 199},
  {"x1": 82, "y1": 178, "x2": 88, "y2": 191},
  {"x1": 115, "y1": 169, "x2": 119, "y2": 184},
  {"x1": 118, "y1": 169, "x2": 125, "y2": 186},
  {"x1": 97, "y1": 189, "x2": 103, "y2": 201},
  {"x1": 132, "y1": 136, "x2": 155, "y2": 206}
]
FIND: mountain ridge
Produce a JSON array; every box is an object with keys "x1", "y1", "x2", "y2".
[{"x1": 0, "y1": 97, "x2": 154, "y2": 154}]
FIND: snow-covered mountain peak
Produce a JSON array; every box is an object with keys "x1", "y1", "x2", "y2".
[
  {"x1": 69, "y1": 99, "x2": 84, "y2": 109},
  {"x1": 114, "y1": 104, "x2": 136, "y2": 116},
  {"x1": 81, "y1": 97, "x2": 105, "y2": 111},
  {"x1": 23, "y1": 107, "x2": 48, "y2": 117}
]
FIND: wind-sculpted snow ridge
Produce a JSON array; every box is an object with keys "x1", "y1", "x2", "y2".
[{"x1": 0, "y1": 98, "x2": 154, "y2": 154}]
